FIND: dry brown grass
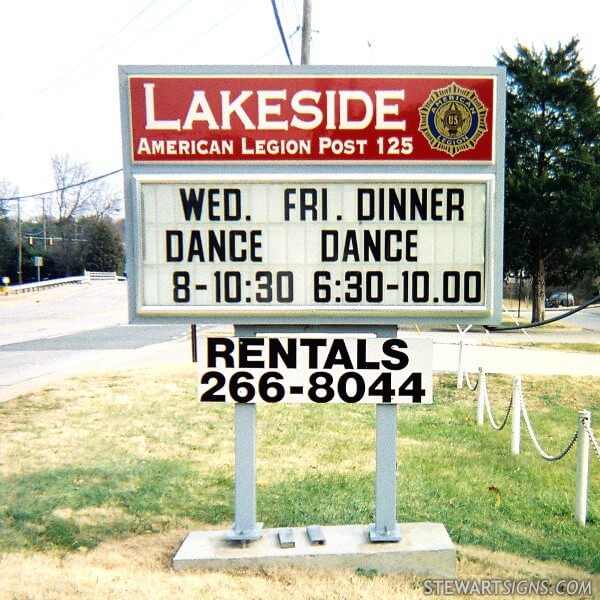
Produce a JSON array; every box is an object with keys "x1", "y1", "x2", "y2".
[
  {"x1": 1, "y1": 530, "x2": 597, "y2": 600},
  {"x1": 0, "y1": 365, "x2": 222, "y2": 478}
]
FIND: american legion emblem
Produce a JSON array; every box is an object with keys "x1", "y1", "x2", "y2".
[{"x1": 418, "y1": 82, "x2": 488, "y2": 157}]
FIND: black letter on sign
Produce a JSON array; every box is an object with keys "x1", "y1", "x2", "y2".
[
  {"x1": 321, "y1": 230, "x2": 338, "y2": 261},
  {"x1": 207, "y1": 337, "x2": 235, "y2": 368},
  {"x1": 381, "y1": 339, "x2": 409, "y2": 370},
  {"x1": 180, "y1": 188, "x2": 204, "y2": 221},
  {"x1": 447, "y1": 188, "x2": 464, "y2": 221},
  {"x1": 357, "y1": 188, "x2": 375, "y2": 220},
  {"x1": 323, "y1": 339, "x2": 353, "y2": 369},
  {"x1": 166, "y1": 230, "x2": 183, "y2": 262},
  {"x1": 356, "y1": 339, "x2": 379, "y2": 369},
  {"x1": 239, "y1": 338, "x2": 265, "y2": 368}
]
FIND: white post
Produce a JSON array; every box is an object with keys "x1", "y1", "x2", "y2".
[
  {"x1": 511, "y1": 375, "x2": 522, "y2": 455},
  {"x1": 575, "y1": 410, "x2": 591, "y2": 526},
  {"x1": 457, "y1": 337, "x2": 465, "y2": 389},
  {"x1": 476, "y1": 368, "x2": 486, "y2": 426}
]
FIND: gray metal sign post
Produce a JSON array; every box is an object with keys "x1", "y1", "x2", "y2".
[
  {"x1": 226, "y1": 325, "x2": 262, "y2": 543},
  {"x1": 227, "y1": 402, "x2": 262, "y2": 543},
  {"x1": 371, "y1": 403, "x2": 401, "y2": 541},
  {"x1": 227, "y1": 324, "x2": 399, "y2": 544}
]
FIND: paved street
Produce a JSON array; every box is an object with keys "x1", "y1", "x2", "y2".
[
  {"x1": 1, "y1": 281, "x2": 599, "y2": 402},
  {"x1": 0, "y1": 281, "x2": 129, "y2": 346},
  {"x1": 0, "y1": 282, "x2": 192, "y2": 402}
]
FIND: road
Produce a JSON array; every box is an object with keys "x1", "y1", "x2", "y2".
[
  {"x1": 1, "y1": 282, "x2": 599, "y2": 402},
  {"x1": 0, "y1": 281, "x2": 191, "y2": 402},
  {"x1": 562, "y1": 304, "x2": 600, "y2": 331},
  {"x1": 1, "y1": 281, "x2": 129, "y2": 345}
]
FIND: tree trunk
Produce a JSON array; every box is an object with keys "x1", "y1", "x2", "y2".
[{"x1": 531, "y1": 248, "x2": 546, "y2": 323}]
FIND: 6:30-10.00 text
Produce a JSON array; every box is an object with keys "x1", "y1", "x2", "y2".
[{"x1": 172, "y1": 269, "x2": 482, "y2": 304}]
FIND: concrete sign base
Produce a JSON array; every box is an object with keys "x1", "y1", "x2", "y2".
[{"x1": 172, "y1": 522, "x2": 456, "y2": 577}]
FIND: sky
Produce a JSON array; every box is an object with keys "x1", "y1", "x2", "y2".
[{"x1": 1, "y1": 0, "x2": 598, "y2": 216}]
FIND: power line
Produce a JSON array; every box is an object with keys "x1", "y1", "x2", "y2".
[
  {"x1": 270, "y1": 0, "x2": 293, "y2": 65},
  {"x1": 255, "y1": 41, "x2": 284, "y2": 63},
  {"x1": 1, "y1": 169, "x2": 123, "y2": 202},
  {"x1": 38, "y1": 0, "x2": 161, "y2": 96},
  {"x1": 128, "y1": 0, "x2": 195, "y2": 48},
  {"x1": 175, "y1": 3, "x2": 246, "y2": 53},
  {"x1": 0, "y1": 0, "x2": 160, "y2": 118},
  {"x1": 485, "y1": 294, "x2": 600, "y2": 331},
  {"x1": 291, "y1": 0, "x2": 301, "y2": 23},
  {"x1": 53, "y1": 2, "x2": 241, "y2": 102}
]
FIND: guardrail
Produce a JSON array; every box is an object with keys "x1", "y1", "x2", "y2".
[
  {"x1": 1, "y1": 272, "x2": 122, "y2": 295},
  {"x1": 1, "y1": 276, "x2": 86, "y2": 295}
]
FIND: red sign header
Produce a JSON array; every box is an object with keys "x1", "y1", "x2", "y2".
[{"x1": 128, "y1": 75, "x2": 496, "y2": 163}]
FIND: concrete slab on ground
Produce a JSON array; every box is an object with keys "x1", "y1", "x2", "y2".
[{"x1": 172, "y1": 523, "x2": 456, "y2": 577}]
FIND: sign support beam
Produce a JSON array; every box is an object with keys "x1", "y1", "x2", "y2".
[
  {"x1": 227, "y1": 402, "x2": 263, "y2": 543},
  {"x1": 371, "y1": 404, "x2": 401, "y2": 541},
  {"x1": 370, "y1": 325, "x2": 401, "y2": 542},
  {"x1": 226, "y1": 324, "x2": 401, "y2": 544},
  {"x1": 226, "y1": 325, "x2": 263, "y2": 544}
]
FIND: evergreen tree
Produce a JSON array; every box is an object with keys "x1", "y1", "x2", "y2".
[
  {"x1": 498, "y1": 38, "x2": 600, "y2": 321},
  {"x1": 83, "y1": 218, "x2": 124, "y2": 273},
  {"x1": 0, "y1": 180, "x2": 19, "y2": 281},
  {"x1": 0, "y1": 218, "x2": 17, "y2": 280}
]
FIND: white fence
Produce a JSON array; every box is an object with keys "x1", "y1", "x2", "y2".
[
  {"x1": 83, "y1": 270, "x2": 118, "y2": 281},
  {"x1": 457, "y1": 354, "x2": 599, "y2": 526}
]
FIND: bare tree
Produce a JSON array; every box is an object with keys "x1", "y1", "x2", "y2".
[
  {"x1": 0, "y1": 178, "x2": 18, "y2": 217},
  {"x1": 52, "y1": 154, "x2": 119, "y2": 221},
  {"x1": 50, "y1": 154, "x2": 120, "y2": 275}
]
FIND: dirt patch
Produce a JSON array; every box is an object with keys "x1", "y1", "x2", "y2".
[{"x1": 51, "y1": 506, "x2": 132, "y2": 527}]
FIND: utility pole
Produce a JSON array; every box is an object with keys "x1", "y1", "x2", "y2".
[
  {"x1": 42, "y1": 196, "x2": 48, "y2": 251},
  {"x1": 16, "y1": 197, "x2": 23, "y2": 284},
  {"x1": 301, "y1": 0, "x2": 312, "y2": 65}
]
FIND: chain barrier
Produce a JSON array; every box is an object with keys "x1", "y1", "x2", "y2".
[
  {"x1": 464, "y1": 370, "x2": 479, "y2": 392},
  {"x1": 471, "y1": 367, "x2": 595, "y2": 524},
  {"x1": 519, "y1": 394, "x2": 579, "y2": 461},
  {"x1": 479, "y1": 375, "x2": 581, "y2": 461},
  {"x1": 456, "y1": 334, "x2": 479, "y2": 391},
  {"x1": 484, "y1": 385, "x2": 513, "y2": 431},
  {"x1": 584, "y1": 419, "x2": 600, "y2": 461}
]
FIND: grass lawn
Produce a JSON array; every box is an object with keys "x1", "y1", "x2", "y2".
[{"x1": 0, "y1": 366, "x2": 598, "y2": 598}]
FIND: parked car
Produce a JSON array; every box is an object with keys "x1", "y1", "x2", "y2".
[{"x1": 545, "y1": 291, "x2": 575, "y2": 308}]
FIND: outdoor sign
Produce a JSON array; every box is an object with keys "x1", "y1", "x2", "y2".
[
  {"x1": 119, "y1": 66, "x2": 505, "y2": 325},
  {"x1": 197, "y1": 336, "x2": 433, "y2": 404},
  {"x1": 119, "y1": 66, "x2": 505, "y2": 552}
]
